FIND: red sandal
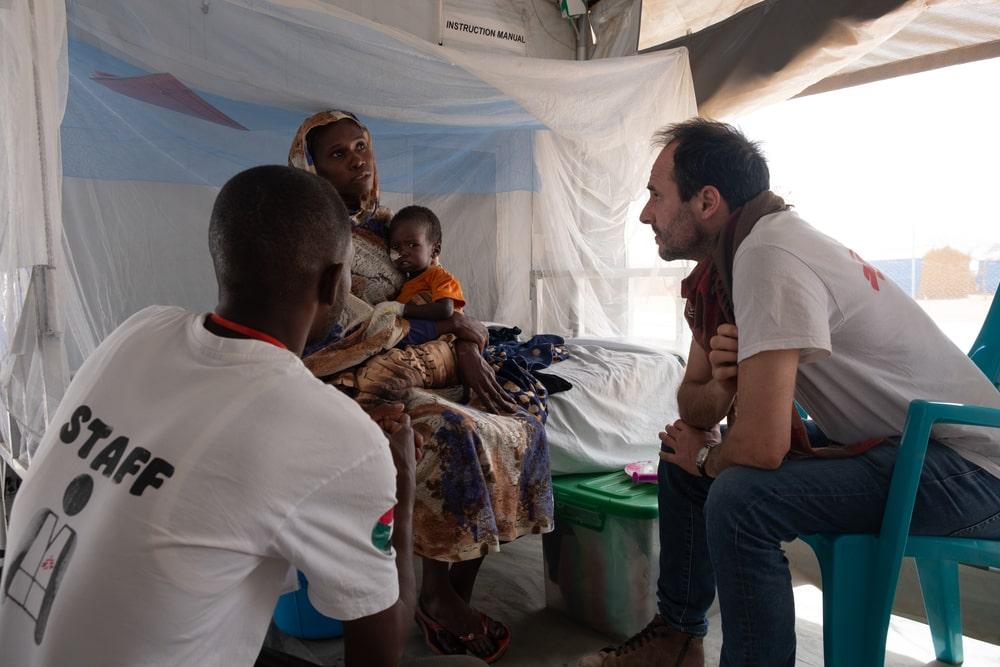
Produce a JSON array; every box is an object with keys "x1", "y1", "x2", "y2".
[
  {"x1": 455, "y1": 611, "x2": 511, "y2": 663},
  {"x1": 415, "y1": 603, "x2": 468, "y2": 656},
  {"x1": 414, "y1": 603, "x2": 511, "y2": 663}
]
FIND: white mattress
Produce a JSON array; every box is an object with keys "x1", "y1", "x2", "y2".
[{"x1": 543, "y1": 338, "x2": 686, "y2": 475}]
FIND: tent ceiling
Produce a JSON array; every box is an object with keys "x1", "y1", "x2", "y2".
[
  {"x1": 639, "y1": 0, "x2": 1000, "y2": 117},
  {"x1": 637, "y1": 0, "x2": 766, "y2": 50},
  {"x1": 800, "y1": 2, "x2": 1000, "y2": 96}
]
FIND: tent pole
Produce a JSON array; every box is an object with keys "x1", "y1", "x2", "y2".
[
  {"x1": 25, "y1": 0, "x2": 66, "y2": 464},
  {"x1": 437, "y1": 0, "x2": 444, "y2": 46}
]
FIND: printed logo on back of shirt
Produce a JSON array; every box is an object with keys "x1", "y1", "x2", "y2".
[
  {"x1": 4, "y1": 474, "x2": 94, "y2": 645},
  {"x1": 3, "y1": 404, "x2": 176, "y2": 646}
]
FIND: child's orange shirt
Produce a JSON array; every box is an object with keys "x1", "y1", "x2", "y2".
[{"x1": 395, "y1": 265, "x2": 466, "y2": 311}]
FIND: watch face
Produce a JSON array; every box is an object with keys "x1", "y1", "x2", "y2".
[{"x1": 696, "y1": 445, "x2": 711, "y2": 473}]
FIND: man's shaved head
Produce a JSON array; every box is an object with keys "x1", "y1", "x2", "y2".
[{"x1": 209, "y1": 165, "x2": 350, "y2": 303}]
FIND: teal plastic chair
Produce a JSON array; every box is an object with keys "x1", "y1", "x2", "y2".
[{"x1": 800, "y1": 290, "x2": 1000, "y2": 667}]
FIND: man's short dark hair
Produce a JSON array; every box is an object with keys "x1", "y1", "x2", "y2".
[
  {"x1": 653, "y1": 118, "x2": 769, "y2": 209},
  {"x1": 389, "y1": 205, "x2": 442, "y2": 245},
  {"x1": 209, "y1": 165, "x2": 351, "y2": 300}
]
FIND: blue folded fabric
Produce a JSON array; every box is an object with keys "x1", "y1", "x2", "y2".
[{"x1": 486, "y1": 334, "x2": 568, "y2": 371}]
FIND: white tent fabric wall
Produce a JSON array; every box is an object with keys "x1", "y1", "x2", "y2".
[
  {"x1": 0, "y1": 0, "x2": 71, "y2": 473},
  {"x1": 0, "y1": 0, "x2": 697, "y2": 471}
]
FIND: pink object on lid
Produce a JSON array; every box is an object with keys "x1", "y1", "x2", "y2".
[{"x1": 624, "y1": 460, "x2": 658, "y2": 484}]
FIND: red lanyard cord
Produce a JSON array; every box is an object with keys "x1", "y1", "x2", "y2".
[{"x1": 208, "y1": 313, "x2": 288, "y2": 350}]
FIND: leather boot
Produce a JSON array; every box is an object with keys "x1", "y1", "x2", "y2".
[{"x1": 577, "y1": 616, "x2": 704, "y2": 667}]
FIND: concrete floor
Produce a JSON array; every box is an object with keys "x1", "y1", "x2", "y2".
[{"x1": 265, "y1": 535, "x2": 1000, "y2": 666}]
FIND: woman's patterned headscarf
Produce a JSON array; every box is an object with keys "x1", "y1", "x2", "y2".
[{"x1": 288, "y1": 110, "x2": 380, "y2": 226}]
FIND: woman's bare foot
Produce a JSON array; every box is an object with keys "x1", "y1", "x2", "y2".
[
  {"x1": 420, "y1": 557, "x2": 506, "y2": 659},
  {"x1": 419, "y1": 588, "x2": 497, "y2": 657}
]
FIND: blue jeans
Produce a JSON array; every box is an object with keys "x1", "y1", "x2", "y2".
[{"x1": 656, "y1": 438, "x2": 1000, "y2": 666}]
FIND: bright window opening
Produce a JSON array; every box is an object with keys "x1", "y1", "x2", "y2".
[
  {"x1": 625, "y1": 56, "x2": 1000, "y2": 352},
  {"x1": 736, "y1": 57, "x2": 1000, "y2": 352}
]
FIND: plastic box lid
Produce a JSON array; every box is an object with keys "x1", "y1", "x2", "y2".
[{"x1": 551, "y1": 470, "x2": 659, "y2": 520}]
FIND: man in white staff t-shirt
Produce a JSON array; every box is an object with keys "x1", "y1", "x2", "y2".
[
  {"x1": 582, "y1": 120, "x2": 1000, "y2": 667},
  {"x1": 0, "y1": 166, "x2": 482, "y2": 667}
]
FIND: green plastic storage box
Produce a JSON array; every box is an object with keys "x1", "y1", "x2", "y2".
[{"x1": 542, "y1": 470, "x2": 660, "y2": 640}]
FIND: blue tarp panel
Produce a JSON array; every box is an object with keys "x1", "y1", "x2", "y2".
[{"x1": 62, "y1": 40, "x2": 539, "y2": 193}]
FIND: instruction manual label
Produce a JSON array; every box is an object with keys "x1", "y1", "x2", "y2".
[{"x1": 442, "y1": 10, "x2": 527, "y2": 54}]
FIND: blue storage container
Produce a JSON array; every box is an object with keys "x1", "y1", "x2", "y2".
[{"x1": 273, "y1": 571, "x2": 344, "y2": 639}]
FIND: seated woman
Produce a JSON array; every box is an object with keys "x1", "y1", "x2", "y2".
[{"x1": 288, "y1": 110, "x2": 553, "y2": 663}]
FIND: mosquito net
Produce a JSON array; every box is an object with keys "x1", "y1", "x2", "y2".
[{"x1": 1, "y1": 0, "x2": 697, "y2": 468}]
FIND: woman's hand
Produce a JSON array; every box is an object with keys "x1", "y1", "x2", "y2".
[
  {"x1": 367, "y1": 402, "x2": 423, "y2": 462},
  {"x1": 437, "y1": 313, "x2": 488, "y2": 351},
  {"x1": 455, "y1": 341, "x2": 517, "y2": 414}
]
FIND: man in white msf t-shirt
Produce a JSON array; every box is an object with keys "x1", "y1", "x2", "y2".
[
  {"x1": 0, "y1": 166, "x2": 483, "y2": 667},
  {"x1": 581, "y1": 120, "x2": 1000, "y2": 667}
]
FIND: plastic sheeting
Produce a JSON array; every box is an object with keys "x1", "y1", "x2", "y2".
[{"x1": 0, "y1": 0, "x2": 698, "y2": 470}]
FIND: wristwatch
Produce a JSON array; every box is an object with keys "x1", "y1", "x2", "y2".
[{"x1": 695, "y1": 442, "x2": 720, "y2": 478}]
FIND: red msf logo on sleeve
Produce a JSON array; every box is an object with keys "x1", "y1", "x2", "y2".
[
  {"x1": 849, "y1": 250, "x2": 885, "y2": 292},
  {"x1": 371, "y1": 507, "x2": 394, "y2": 555}
]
